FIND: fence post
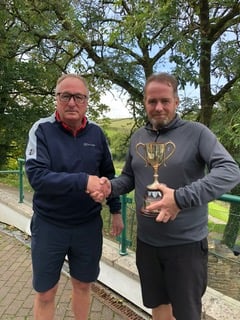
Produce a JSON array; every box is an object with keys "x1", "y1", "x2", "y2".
[
  {"x1": 119, "y1": 194, "x2": 133, "y2": 255},
  {"x1": 18, "y1": 158, "x2": 25, "y2": 203},
  {"x1": 119, "y1": 194, "x2": 128, "y2": 255}
]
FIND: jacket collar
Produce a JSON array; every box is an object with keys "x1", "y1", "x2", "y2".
[{"x1": 55, "y1": 111, "x2": 87, "y2": 136}]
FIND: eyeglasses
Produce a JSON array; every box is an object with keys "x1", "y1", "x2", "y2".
[{"x1": 57, "y1": 92, "x2": 88, "y2": 104}]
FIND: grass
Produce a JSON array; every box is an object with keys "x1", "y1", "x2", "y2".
[
  {"x1": 208, "y1": 221, "x2": 226, "y2": 234},
  {"x1": 208, "y1": 200, "x2": 229, "y2": 235},
  {"x1": 0, "y1": 173, "x2": 33, "y2": 192},
  {"x1": 208, "y1": 200, "x2": 229, "y2": 222},
  {"x1": 101, "y1": 118, "x2": 134, "y2": 131}
]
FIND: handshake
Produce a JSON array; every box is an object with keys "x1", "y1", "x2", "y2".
[{"x1": 86, "y1": 175, "x2": 112, "y2": 202}]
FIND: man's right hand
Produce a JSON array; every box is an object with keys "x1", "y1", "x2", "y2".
[{"x1": 86, "y1": 176, "x2": 111, "y2": 202}]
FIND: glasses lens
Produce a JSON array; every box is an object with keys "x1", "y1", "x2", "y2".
[
  {"x1": 59, "y1": 93, "x2": 71, "y2": 102},
  {"x1": 58, "y1": 93, "x2": 87, "y2": 104},
  {"x1": 74, "y1": 94, "x2": 85, "y2": 104}
]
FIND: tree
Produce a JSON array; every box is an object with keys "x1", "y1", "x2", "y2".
[
  {"x1": 211, "y1": 83, "x2": 240, "y2": 249},
  {"x1": 0, "y1": 2, "x2": 59, "y2": 168},
  {"x1": 1, "y1": 0, "x2": 240, "y2": 160},
  {"x1": 5, "y1": 1, "x2": 240, "y2": 120}
]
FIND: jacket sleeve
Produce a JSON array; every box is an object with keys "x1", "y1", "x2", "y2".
[
  {"x1": 175, "y1": 125, "x2": 240, "y2": 209},
  {"x1": 25, "y1": 122, "x2": 89, "y2": 195}
]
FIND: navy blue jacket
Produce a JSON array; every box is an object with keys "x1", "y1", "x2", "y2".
[{"x1": 25, "y1": 113, "x2": 121, "y2": 227}]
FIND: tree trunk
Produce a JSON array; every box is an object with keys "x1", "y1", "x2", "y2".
[{"x1": 199, "y1": 0, "x2": 213, "y2": 127}]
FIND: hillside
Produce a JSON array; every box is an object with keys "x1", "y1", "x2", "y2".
[{"x1": 99, "y1": 118, "x2": 134, "y2": 133}]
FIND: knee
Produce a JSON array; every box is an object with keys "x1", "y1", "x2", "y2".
[
  {"x1": 36, "y1": 285, "x2": 58, "y2": 304},
  {"x1": 71, "y1": 278, "x2": 92, "y2": 294},
  {"x1": 152, "y1": 304, "x2": 174, "y2": 320}
]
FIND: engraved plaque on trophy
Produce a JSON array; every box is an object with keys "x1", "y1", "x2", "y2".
[{"x1": 136, "y1": 142, "x2": 175, "y2": 217}]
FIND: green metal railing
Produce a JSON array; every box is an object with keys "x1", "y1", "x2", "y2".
[
  {"x1": 115, "y1": 192, "x2": 240, "y2": 256},
  {"x1": 1, "y1": 158, "x2": 240, "y2": 256},
  {"x1": 218, "y1": 194, "x2": 240, "y2": 203},
  {"x1": 0, "y1": 158, "x2": 25, "y2": 203}
]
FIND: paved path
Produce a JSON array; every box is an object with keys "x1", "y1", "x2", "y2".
[
  {"x1": 0, "y1": 183, "x2": 149, "y2": 320},
  {"x1": 0, "y1": 225, "x2": 149, "y2": 320},
  {"x1": 0, "y1": 183, "x2": 224, "y2": 320}
]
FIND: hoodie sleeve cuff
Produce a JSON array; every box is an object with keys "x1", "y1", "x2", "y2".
[{"x1": 174, "y1": 190, "x2": 182, "y2": 210}]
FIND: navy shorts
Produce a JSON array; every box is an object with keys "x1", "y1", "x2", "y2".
[
  {"x1": 136, "y1": 238, "x2": 208, "y2": 320},
  {"x1": 30, "y1": 213, "x2": 103, "y2": 292}
]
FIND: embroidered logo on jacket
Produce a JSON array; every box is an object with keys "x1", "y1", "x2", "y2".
[
  {"x1": 28, "y1": 148, "x2": 35, "y2": 155},
  {"x1": 83, "y1": 143, "x2": 96, "y2": 147}
]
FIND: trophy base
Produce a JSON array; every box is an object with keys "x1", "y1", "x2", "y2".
[
  {"x1": 140, "y1": 189, "x2": 163, "y2": 218},
  {"x1": 140, "y1": 208, "x2": 160, "y2": 218}
]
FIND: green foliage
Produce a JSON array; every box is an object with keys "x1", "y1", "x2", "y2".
[
  {"x1": 222, "y1": 184, "x2": 240, "y2": 248},
  {"x1": 1, "y1": 0, "x2": 240, "y2": 166},
  {"x1": 211, "y1": 84, "x2": 240, "y2": 162},
  {"x1": 210, "y1": 85, "x2": 240, "y2": 248},
  {"x1": 100, "y1": 118, "x2": 134, "y2": 161},
  {"x1": 222, "y1": 203, "x2": 240, "y2": 248}
]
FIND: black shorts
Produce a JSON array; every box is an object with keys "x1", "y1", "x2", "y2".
[
  {"x1": 30, "y1": 213, "x2": 103, "y2": 292},
  {"x1": 136, "y1": 237, "x2": 208, "y2": 320}
]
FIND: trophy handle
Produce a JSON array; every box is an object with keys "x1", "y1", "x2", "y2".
[
  {"x1": 164, "y1": 141, "x2": 176, "y2": 163},
  {"x1": 136, "y1": 143, "x2": 148, "y2": 166}
]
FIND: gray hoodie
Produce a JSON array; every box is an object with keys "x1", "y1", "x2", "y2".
[{"x1": 111, "y1": 115, "x2": 240, "y2": 246}]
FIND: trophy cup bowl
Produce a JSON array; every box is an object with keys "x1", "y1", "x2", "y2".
[{"x1": 136, "y1": 141, "x2": 175, "y2": 217}]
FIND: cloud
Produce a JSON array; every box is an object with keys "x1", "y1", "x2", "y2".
[{"x1": 101, "y1": 91, "x2": 131, "y2": 119}]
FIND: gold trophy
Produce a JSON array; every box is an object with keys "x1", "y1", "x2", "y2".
[{"x1": 136, "y1": 141, "x2": 175, "y2": 217}]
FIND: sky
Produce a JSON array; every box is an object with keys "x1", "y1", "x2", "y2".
[
  {"x1": 101, "y1": 91, "x2": 132, "y2": 119},
  {"x1": 100, "y1": 84, "x2": 200, "y2": 119}
]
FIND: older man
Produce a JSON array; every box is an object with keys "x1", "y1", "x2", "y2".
[{"x1": 25, "y1": 73, "x2": 123, "y2": 320}]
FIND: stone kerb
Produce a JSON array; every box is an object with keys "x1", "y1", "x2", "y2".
[{"x1": 0, "y1": 188, "x2": 32, "y2": 235}]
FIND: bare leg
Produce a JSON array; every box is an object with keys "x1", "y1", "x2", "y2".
[
  {"x1": 71, "y1": 277, "x2": 92, "y2": 320},
  {"x1": 33, "y1": 284, "x2": 58, "y2": 320},
  {"x1": 152, "y1": 304, "x2": 176, "y2": 320}
]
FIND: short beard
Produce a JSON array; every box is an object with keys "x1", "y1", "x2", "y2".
[{"x1": 150, "y1": 118, "x2": 169, "y2": 130}]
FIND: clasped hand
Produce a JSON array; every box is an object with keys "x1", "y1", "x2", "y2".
[
  {"x1": 145, "y1": 184, "x2": 181, "y2": 223},
  {"x1": 86, "y1": 176, "x2": 124, "y2": 237},
  {"x1": 86, "y1": 175, "x2": 111, "y2": 202}
]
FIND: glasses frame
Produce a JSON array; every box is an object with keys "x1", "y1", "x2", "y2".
[{"x1": 57, "y1": 92, "x2": 88, "y2": 104}]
